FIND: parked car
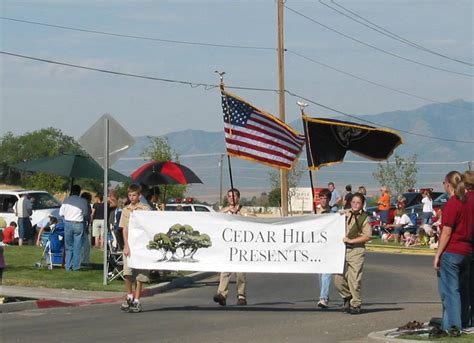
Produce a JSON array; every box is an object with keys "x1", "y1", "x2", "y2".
[
  {"x1": 0, "y1": 189, "x2": 61, "y2": 227},
  {"x1": 164, "y1": 203, "x2": 215, "y2": 212}
]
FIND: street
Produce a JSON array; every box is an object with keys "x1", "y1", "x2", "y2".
[{"x1": 1, "y1": 253, "x2": 441, "y2": 343}]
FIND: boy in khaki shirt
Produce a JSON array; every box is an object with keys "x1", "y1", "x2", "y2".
[
  {"x1": 334, "y1": 192, "x2": 372, "y2": 315},
  {"x1": 213, "y1": 188, "x2": 248, "y2": 306},
  {"x1": 120, "y1": 184, "x2": 150, "y2": 313}
]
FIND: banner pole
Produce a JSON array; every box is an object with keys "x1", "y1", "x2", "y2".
[{"x1": 298, "y1": 102, "x2": 316, "y2": 214}]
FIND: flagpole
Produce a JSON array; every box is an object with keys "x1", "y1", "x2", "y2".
[
  {"x1": 298, "y1": 102, "x2": 316, "y2": 214},
  {"x1": 215, "y1": 70, "x2": 236, "y2": 205},
  {"x1": 277, "y1": 0, "x2": 289, "y2": 217}
]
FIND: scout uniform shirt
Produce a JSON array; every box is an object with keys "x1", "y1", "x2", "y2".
[
  {"x1": 119, "y1": 202, "x2": 151, "y2": 230},
  {"x1": 345, "y1": 210, "x2": 372, "y2": 248}
]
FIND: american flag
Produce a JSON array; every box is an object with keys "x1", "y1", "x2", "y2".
[{"x1": 221, "y1": 91, "x2": 305, "y2": 170}]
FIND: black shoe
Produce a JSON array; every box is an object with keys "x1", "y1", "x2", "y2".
[
  {"x1": 120, "y1": 298, "x2": 133, "y2": 312},
  {"x1": 237, "y1": 298, "x2": 247, "y2": 306},
  {"x1": 429, "y1": 326, "x2": 447, "y2": 339},
  {"x1": 342, "y1": 297, "x2": 351, "y2": 313},
  {"x1": 129, "y1": 301, "x2": 142, "y2": 313},
  {"x1": 349, "y1": 306, "x2": 361, "y2": 315},
  {"x1": 213, "y1": 293, "x2": 226, "y2": 306}
]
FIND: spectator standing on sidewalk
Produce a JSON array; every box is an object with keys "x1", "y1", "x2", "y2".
[
  {"x1": 343, "y1": 185, "x2": 353, "y2": 209},
  {"x1": 358, "y1": 186, "x2": 367, "y2": 210},
  {"x1": 81, "y1": 192, "x2": 92, "y2": 265},
  {"x1": 120, "y1": 184, "x2": 151, "y2": 313},
  {"x1": 377, "y1": 186, "x2": 391, "y2": 225},
  {"x1": 0, "y1": 230, "x2": 5, "y2": 284},
  {"x1": 328, "y1": 182, "x2": 342, "y2": 213},
  {"x1": 421, "y1": 190, "x2": 434, "y2": 225},
  {"x1": 335, "y1": 193, "x2": 372, "y2": 315},
  {"x1": 59, "y1": 185, "x2": 89, "y2": 271},
  {"x1": 315, "y1": 188, "x2": 332, "y2": 308},
  {"x1": 91, "y1": 194, "x2": 105, "y2": 249},
  {"x1": 213, "y1": 188, "x2": 248, "y2": 306},
  {"x1": 14, "y1": 193, "x2": 33, "y2": 246},
  {"x1": 433, "y1": 171, "x2": 473, "y2": 333},
  {"x1": 463, "y1": 170, "x2": 474, "y2": 327}
]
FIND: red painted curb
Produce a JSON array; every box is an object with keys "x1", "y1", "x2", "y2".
[{"x1": 36, "y1": 300, "x2": 75, "y2": 309}]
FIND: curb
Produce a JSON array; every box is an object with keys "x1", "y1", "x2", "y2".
[{"x1": 0, "y1": 271, "x2": 216, "y2": 314}]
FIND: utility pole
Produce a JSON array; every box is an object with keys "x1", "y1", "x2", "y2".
[
  {"x1": 219, "y1": 154, "x2": 224, "y2": 207},
  {"x1": 277, "y1": 0, "x2": 289, "y2": 216}
]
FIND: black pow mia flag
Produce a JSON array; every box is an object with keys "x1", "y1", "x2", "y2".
[{"x1": 303, "y1": 116, "x2": 403, "y2": 170}]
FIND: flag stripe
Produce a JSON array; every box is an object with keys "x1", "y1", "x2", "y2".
[
  {"x1": 224, "y1": 127, "x2": 301, "y2": 156},
  {"x1": 221, "y1": 91, "x2": 305, "y2": 169},
  {"x1": 225, "y1": 137, "x2": 296, "y2": 162},
  {"x1": 250, "y1": 112, "x2": 305, "y2": 145},
  {"x1": 226, "y1": 122, "x2": 301, "y2": 151},
  {"x1": 226, "y1": 147, "x2": 292, "y2": 168}
]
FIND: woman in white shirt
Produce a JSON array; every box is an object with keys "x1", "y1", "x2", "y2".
[
  {"x1": 385, "y1": 208, "x2": 413, "y2": 244},
  {"x1": 421, "y1": 190, "x2": 433, "y2": 225}
]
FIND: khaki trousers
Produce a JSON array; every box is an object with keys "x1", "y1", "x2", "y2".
[
  {"x1": 217, "y1": 272, "x2": 246, "y2": 299},
  {"x1": 334, "y1": 247, "x2": 365, "y2": 308}
]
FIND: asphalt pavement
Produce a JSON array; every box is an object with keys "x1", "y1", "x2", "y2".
[{"x1": 0, "y1": 252, "x2": 442, "y2": 343}]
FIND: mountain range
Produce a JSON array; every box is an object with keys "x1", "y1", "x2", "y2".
[{"x1": 113, "y1": 100, "x2": 473, "y2": 202}]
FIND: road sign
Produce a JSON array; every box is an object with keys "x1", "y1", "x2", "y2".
[{"x1": 78, "y1": 113, "x2": 134, "y2": 168}]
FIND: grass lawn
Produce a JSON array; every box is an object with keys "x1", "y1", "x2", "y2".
[
  {"x1": 368, "y1": 237, "x2": 434, "y2": 251},
  {"x1": 2, "y1": 246, "x2": 186, "y2": 292}
]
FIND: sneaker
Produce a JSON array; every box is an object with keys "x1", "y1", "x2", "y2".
[
  {"x1": 342, "y1": 297, "x2": 351, "y2": 313},
  {"x1": 237, "y1": 298, "x2": 247, "y2": 306},
  {"x1": 349, "y1": 306, "x2": 361, "y2": 315},
  {"x1": 213, "y1": 293, "x2": 226, "y2": 306},
  {"x1": 129, "y1": 301, "x2": 142, "y2": 313},
  {"x1": 317, "y1": 299, "x2": 329, "y2": 308},
  {"x1": 120, "y1": 298, "x2": 133, "y2": 312}
]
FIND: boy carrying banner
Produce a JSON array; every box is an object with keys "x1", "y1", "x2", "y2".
[
  {"x1": 213, "y1": 188, "x2": 248, "y2": 306},
  {"x1": 334, "y1": 192, "x2": 372, "y2": 315}
]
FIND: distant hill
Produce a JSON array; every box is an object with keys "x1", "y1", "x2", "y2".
[{"x1": 113, "y1": 100, "x2": 473, "y2": 202}]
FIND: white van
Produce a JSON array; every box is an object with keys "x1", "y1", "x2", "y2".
[
  {"x1": 0, "y1": 189, "x2": 61, "y2": 227},
  {"x1": 164, "y1": 203, "x2": 215, "y2": 212}
]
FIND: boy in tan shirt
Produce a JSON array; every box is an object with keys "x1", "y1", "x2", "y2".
[{"x1": 120, "y1": 184, "x2": 150, "y2": 313}]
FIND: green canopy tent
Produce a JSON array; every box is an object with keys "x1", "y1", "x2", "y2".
[{"x1": 13, "y1": 154, "x2": 130, "y2": 190}]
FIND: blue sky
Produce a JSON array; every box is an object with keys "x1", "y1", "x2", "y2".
[{"x1": 1, "y1": 0, "x2": 472, "y2": 139}]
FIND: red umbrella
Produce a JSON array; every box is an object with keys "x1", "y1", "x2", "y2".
[{"x1": 131, "y1": 161, "x2": 202, "y2": 186}]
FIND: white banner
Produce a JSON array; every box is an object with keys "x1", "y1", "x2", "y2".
[{"x1": 128, "y1": 212, "x2": 346, "y2": 274}]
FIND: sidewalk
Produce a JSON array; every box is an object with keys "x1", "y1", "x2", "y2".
[{"x1": 0, "y1": 271, "x2": 215, "y2": 313}]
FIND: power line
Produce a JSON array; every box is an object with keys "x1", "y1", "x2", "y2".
[
  {"x1": 286, "y1": 50, "x2": 473, "y2": 112},
  {"x1": 0, "y1": 16, "x2": 276, "y2": 51},
  {"x1": 319, "y1": 0, "x2": 473, "y2": 67},
  {"x1": 4, "y1": 15, "x2": 471, "y2": 111},
  {"x1": 0, "y1": 51, "x2": 278, "y2": 93},
  {"x1": 2, "y1": 50, "x2": 473, "y2": 144},
  {"x1": 284, "y1": 5, "x2": 473, "y2": 77}
]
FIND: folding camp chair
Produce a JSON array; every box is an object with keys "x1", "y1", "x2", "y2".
[
  {"x1": 37, "y1": 223, "x2": 65, "y2": 270},
  {"x1": 107, "y1": 228, "x2": 124, "y2": 282}
]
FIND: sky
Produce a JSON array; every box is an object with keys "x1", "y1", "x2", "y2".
[{"x1": 1, "y1": 0, "x2": 473, "y2": 140}]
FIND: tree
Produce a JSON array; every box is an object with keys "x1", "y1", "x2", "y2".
[
  {"x1": 267, "y1": 168, "x2": 304, "y2": 207},
  {"x1": 0, "y1": 128, "x2": 88, "y2": 192},
  {"x1": 372, "y1": 154, "x2": 418, "y2": 196},
  {"x1": 141, "y1": 136, "x2": 186, "y2": 201},
  {"x1": 147, "y1": 223, "x2": 212, "y2": 262}
]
